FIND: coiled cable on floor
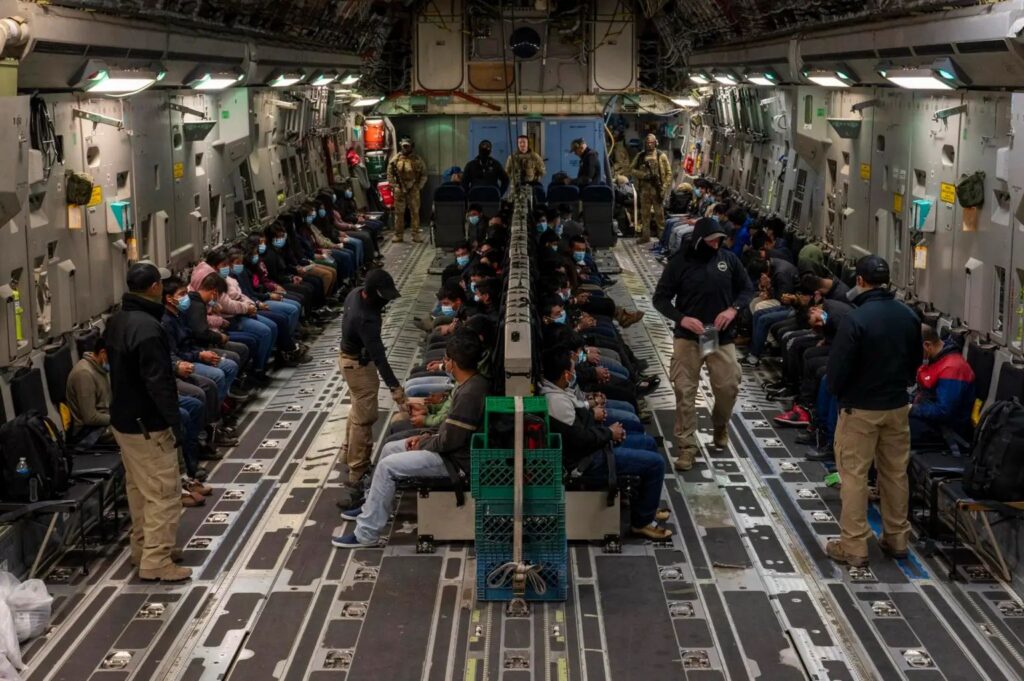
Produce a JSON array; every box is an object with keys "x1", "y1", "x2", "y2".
[{"x1": 486, "y1": 560, "x2": 548, "y2": 595}]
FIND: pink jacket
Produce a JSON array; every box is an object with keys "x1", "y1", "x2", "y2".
[{"x1": 189, "y1": 262, "x2": 252, "y2": 329}]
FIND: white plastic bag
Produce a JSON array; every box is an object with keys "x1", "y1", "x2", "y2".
[
  {"x1": 0, "y1": 599, "x2": 22, "y2": 674},
  {"x1": 6, "y1": 581, "x2": 51, "y2": 643}
]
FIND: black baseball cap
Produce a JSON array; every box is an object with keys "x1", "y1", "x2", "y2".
[
  {"x1": 855, "y1": 255, "x2": 890, "y2": 285},
  {"x1": 692, "y1": 217, "x2": 728, "y2": 246},
  {"x1": 365, "y1": 269, "x2": 400, "y2": 301},
  {"x1": 126, "y1": 263, "x2": 162, "y2": 293}
]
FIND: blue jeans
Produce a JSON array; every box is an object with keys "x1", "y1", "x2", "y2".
[
  {"x1": 816, "y1": 378, "x2": 840, "y2": 446},
  {"x1": 342, "y1": 237, "x2": 364, "y2": 266},
  {"x1": 227, "y1": 331, "x2": 260, "y2": 370},
  {"x1": 605, "y1": 408, "x2": 644, "y2": 433},
  {"x1": 750, "y1": 307, "x2": 793, "y2": 358},
  {"x1": 266, "y1": 299, "x2": 300, "y2": 335},
  {"x1": 258, "y1": 310, "x2": 294, "y2": 351},
  {"x1": 231, "y1": 317, "x2": 274, "y2": 370},
  {"x1": 583, "y1": 446, "x2": 665, "y2": 527},
  {"x1": 605, "y1": 399, "x2": 636, "y2": 414},
  {"x1": 178, "y1": 394, "x2": 205, "y2": 477},
  {"x1": 328, "y1": 249, "x2": 355, "y2": 280},
  {"x1": 405, "y1": 377, "x2": 453, "y2": 398},
  {"x1": 192, "y1": 357, "x2": 238, "y2": 402},
  {"x1": 599, "y1": 359, "x2": 630, "y2": 381},
  {"x1": 355, "y1": 439, "x2": 449, "y2": 542},
  {"x1": 621, "y1": 432, "x2": 658, "y2": 450}
]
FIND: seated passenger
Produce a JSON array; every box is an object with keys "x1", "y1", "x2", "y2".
[
  {"x1": 539, "y1": 348, "x2": 671, "y2": 541},
  {"x1": 66, "y1": 338, "x2": 114, "y2": 447},
  {"x1": 333, "y1": 333, "x2": 489, "y2": 548},
  {"x1": 910, "y1": 325, "x2": 975, "y2": 448},
  {"x1": 441, "y1": 240, "x2": 475, "y2": 283},
  {"x1": 184, "y1": 272, "x2": 260, "y2": 386},
  {"x1": 741, "y1": 255, "x2": 801, "y2": 366}
]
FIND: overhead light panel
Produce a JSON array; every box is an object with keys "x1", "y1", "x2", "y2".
[
  {"x1": 688, "y1": 70, "x2": 712, "y2": 85},
  {"x1": 70, "y1": 59, "x2": 166, "y2": 95},
  {"x1": 309, "y1": 70, "x2": 340, "y2": 87},
  {"x1": 267, "y1": 69, "x2": 306, "y2": 88},
  {"x1": 184, "y1": 65, "x2": 245, "y2": 91},
  {"x1": 351, "y1": 96, "x2": 383, "y2": 107},
  {"x1": 745, "y1": 69, "x2": 780, "y2": 86},
  {"x1": 803, "y1": 65, "x2": 857, "y2": 88},
  {"x1": 671, "y1": 97, "x2": 700, "y2": 108},
  {"x1": 341, "y1": 73, "x2": 361, "y2": 86},
  {"x1": 876, "y1": 57, "x2": 970, "y2": 90},
  {"x1": 712, "y1": 70, "x2": 739, "y2": 85}
]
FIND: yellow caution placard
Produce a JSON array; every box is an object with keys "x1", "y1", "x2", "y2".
[
  {"x1": 87, "y1": 185, "x2": 103, "y2": 207},
  {"x1": 173, "y1": 162, "x2": 184, "y2": 180},
  {"x1": 893, "y1": 193, "x2": 903, "y2": 213},
  {"x1": 859, "y1": 163, "x2": 871, "y2": 181},
  {"x1": 914, "y1": 244, "x2": 928, "y2": 270},
  {"x1": 940, "y1": 182, "x2": 956, "y2": 204}
]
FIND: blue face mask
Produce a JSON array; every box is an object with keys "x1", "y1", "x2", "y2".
[
  {"x1": 568, "y1": 371, "x2": 578, "y2": 389},
  {"x1": 218, "y1": 266, "x2": 230, "y2": 278},
  {"x1": 474, "y1": 293, "x2": 481, "y2": 303},
  {"x1": 694, "y1": 188, "x2": 702, "y2": 198},
  {"x1": 470, "y1": 281, "x2": 478, "y2": 294},
  {"x1": 273, "y1": 237, "x2": 287, "y2": 248},
  {"x1": 559, "y1": 290, "x2": 569, "y2": 301},
  {"x1": 537, "y1": 221, "x2": 548, "y2": 233},
  {"x1": 553, "y1": 311, "x2": 567, "y2": 325},
  {"x1": 331, "y1": 193, "x2": 337, "y2": 202},
  {"x1": 251, "y1": 254, "x2": 260, "y2": 265},
  {"x1": 344, "y1": 190, "x2": 353, "y2": 199},
  {"x1": 549, "y1": 244, "x2": 559, "y2": 252},
  {"x1": 305, "y1": 214, "x2": 315, "y2": 224},
  {"x1": 231, "y1": 263, "x2": 244, "y2": 275},
  {"x1": 456, "y1": 255, "x2": 470, "y2": 267},
  {"x1": 258, "y1": 243, "x2": 267, "y2": 254},
  {"x1": 102, "y1": 362, "x2": 110, "y2": 372},
  {"x1": 555, "y1": 225, "x2": 563, "y2": 237},
  {"x1": 318, "y1": 208, "x2": 326, "y2": 218},
  {"x1": 177, "y1": 295, "x2": 191, "y2": 312},
  {"x1": 821, "y1": 311, "x2": 829, "y2": 325},
  {"x1": 440, "y1": 304, "x2": 455, "y2": 316},
  {"x1": 578, "y1": 349, "x2": 586, "y2": 364},
  {"x1": 468, "y1": 215, "x2": 480, "y2": 225},
  {"x1": 573, "y1": 251, "x2": 586, "y2": 263}
]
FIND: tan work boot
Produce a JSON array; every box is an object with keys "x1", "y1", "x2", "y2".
[
  {"x1": 131, "y1": 548, "x2": 184, "y2": 567},
  {"x1": 637, "y1": 235, "x2": 651, "y2": 245},
  {"x1": 392, "y1": 234, "x2": 404, "y2": 243},
  {"x1": 631, "y1": 524, "x2": 673, "y2": 541},
  {"x1": 825, "y1": 539, "x2": 868, "y2": 567},
  {"x1": 412, "y1": 232, "x2": 424, "y2": 243},
  {"x1": 615, "y1": 307, "x2": 645, "y2": 328},
  {"x1": 673, "y1": 450, "x2": 696, "y2": 472},
  {"x1": 139, "y1": 564, "x2": 192, "y2": 582},
  {"x1": 713, "y1": 425, "x2": 729, "y2": 448}
]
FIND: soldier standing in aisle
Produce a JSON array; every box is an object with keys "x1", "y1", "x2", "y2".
[
  {"x1": 506, "y1": 135, "x2": 546, "y2": 189},
  {"x1": 386, "y1": 137, "x2": 427, "y2": 243},
  {"x1": 631, "y1": 134, "x2": 673, "y2": 244}
]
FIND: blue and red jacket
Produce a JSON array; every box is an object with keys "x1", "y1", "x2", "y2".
[{"x1": 912, "y1": 342, "x2": 976, "y2": 439}]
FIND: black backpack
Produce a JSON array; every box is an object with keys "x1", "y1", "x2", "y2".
[
  {"x1": 964, "y1": 399, "x2": 1024, "y2": 501},
  {"x1": 0, "y1": 411, "x2": 74, "y2": 502}
]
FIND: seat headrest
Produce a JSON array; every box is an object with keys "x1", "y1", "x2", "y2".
[
  {"x1": 467, "y1": 185, "x2": 501, "y2": 201},
  {"x1": 547, "y1": 185, "x2": 580, "y2": 201},
  {"x1": 434, "y1": 185, "x2": 466, "y2": 201},
  {"x1": 581, "y1": 184, "x2": 613, "y2": 201}
]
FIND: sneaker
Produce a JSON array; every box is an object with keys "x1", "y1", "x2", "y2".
[
  {"x1": 741, "y1": 354, "x2": 760, "y2": 367},
  {"x1": 767, "y1": 386, "x2": 797, "y2": 401},
  {"x1": 825, "y1": 539, "x2": 868, "y2": 567},
  {"x1": 806, "y1": 444, "x2": 835, "y2": 462},
  {"x1": 631, "y1": 524, "x2": 673, "y2": 541},
  {"x1": 774, "y1": 405, "x2": 811, "y2": 427},
  {"x1": 340, "y1": 505, "x2": 362, "y2": 521},
  {"x1": 795, "y1": 428, "x2": 818, "y2": 445},
  {"x1": 139, "y1": 564, "x2": 192, "y2": 582},
  {"x1": 331, "y1": 533, "x2": 379, "y2": 549},
  {"x1": 227, "y1": 387, "x2": 253, "y2": 402}
]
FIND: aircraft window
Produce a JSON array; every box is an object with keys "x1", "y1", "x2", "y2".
[
  {"x1": 913, "y1": 169, "x2": 927, "y2": 195},
  {"x1": 942, "y1": 145, "x2": 954, "y2": 166},
  {"x1": 172, "y1": 126, "x2": 182, "y2": 150},
  {"x1": 876, "y1": 135, "x2": 885, "y2": 152},
  {"x1": 995, "y1": 266, "x2": 1007, "y2": 335},
  {"x1": 116, "y1": 171, "x2": 130, "y2": 201},
  {"x1": 86, "y1": 145, "x2": 100, "y2": 168}
]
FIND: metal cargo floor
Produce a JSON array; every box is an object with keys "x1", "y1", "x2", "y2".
[{"x1": 21, "y1": 239, "x2": 1024, "y2": 681}]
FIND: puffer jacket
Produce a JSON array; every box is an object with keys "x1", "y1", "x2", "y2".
[{"x1": 189, "y1": 262, "x2": 250, "y2": 329}]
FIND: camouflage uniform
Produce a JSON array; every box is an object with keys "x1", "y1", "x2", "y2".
[
  {"x1": 505, "y1": 151, "x2": 546, "y2": 187},
  {"x1": 387, "y1": 151, "x2": 427, "y2": 242},
  {"x1": 610, "y1": 142, "x2": 632, "y2": 179},
  {"x1": 631, "y1": 146, "x2": 672, "y2": 243}
]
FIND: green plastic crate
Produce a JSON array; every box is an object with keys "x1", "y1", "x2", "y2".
[
  {"x1": 482, "y1": 396, "x2": 550, "y2": 437},
  {"x1": 474, "y1": 500, "x2": 566, "y2": 554},
  {"x1": 470, "y1": 433, "x2": 564, "y2": 501}
]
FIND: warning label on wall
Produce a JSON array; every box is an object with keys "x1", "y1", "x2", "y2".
[
  {"x1": 859, "y1": 164, "x2": 870, "y2": 181},
  {"x1": 940, "y1": 182, "x2": 956, "y2": 204},
  {"x1": 87, "y1": 185, "x2": 103, "y2": 208},
  {"x1": 173, "y1": 162, "x2": 184, "y2": 180}
]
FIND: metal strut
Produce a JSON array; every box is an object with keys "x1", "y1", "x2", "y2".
[{"x1": 507, "y1": 395, "x2": 530, "y2": 616}]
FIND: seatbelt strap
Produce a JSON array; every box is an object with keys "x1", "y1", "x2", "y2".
[{"x1": 512, "y1": 396, "x2": 526, "y2": 599}]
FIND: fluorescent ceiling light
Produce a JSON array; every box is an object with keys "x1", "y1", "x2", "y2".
[
  {"x1": 70, "y1": 59, "x2": 166, "y2": 95},
  {"x1": 745, "y1": 69, "x2": 780, "y2": 86},
  {"x1": 877, "y1": 58, "x2": 970, "y2": 90},
  {"x1": 807, "y1": 75, "x2": 850, "y2": 88},
  {"x1": 341, "y1": 73, "x2": 360, "y2": 86},
  {"x1": 746, "y1": 76, "x2": 775, "y2": 86},
  {"x1": 803, "y1": 65, "x2": 857, "y2": 88},
  {"x1": 885, "y1": 75, "x2": 952, "y2": 90},
  {"x1": 351, "y1": 96, "x2": 383, "y2": 107},
  {"x1": 267, "y1": 69, "x2": 306, "y2": 88},
  {"x1": 310, "y1": 70, "x2": 340, "y2": 86},
  {"x1": 185, "y1": 66, "x2": 245, "y2": 91},
  {"x1": 713, "y1": 74, "x2": 738, "y2": 85},
  {"x1": 689, "y1": 74, "x2": 711, "y2": 85},
  {"x1": 671, "y1": 97, "x2": 699, "y2": 108}
]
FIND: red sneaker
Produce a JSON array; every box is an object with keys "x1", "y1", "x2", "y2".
[{"x1": 774, "y1": 405, "x2": 811, "y2": 427}]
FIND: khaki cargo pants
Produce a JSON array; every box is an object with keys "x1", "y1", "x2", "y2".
[
  {"x1": 393, "y1": 189, "x2": 421, "y2": 239},
  {"x1": 340, "y1": 353, "x2": 380, "y2": 483},
  {"x1": 834, "y1": 406, "x2": 911, "y2": 559},
  {"x1": 112, "y1": 427, "x2": 181, "y2": 572},
  {"x1": 669, "y1": 338, "x2": 742, "y2": 466},
  {"x1": 638, "y1": 186, "x2": 665, "y2": 241}
]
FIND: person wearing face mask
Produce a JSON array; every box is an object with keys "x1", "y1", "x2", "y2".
[
  {"x1": 241, "y1": 237, "x2": 307, "y2": 339},
  {"x1": 653, "y1": 217, "x2": 754, "y2": 472},
  {"x1": 66, "y1": 337, "x2": 115, "y2": 447},
  {"x1": 441, "y1": 241, "x2": 475, "y2": 283},
  {"x1": 334, "y1": 333, "x2": 489, "y2": 548},
  {"x1": 332, "y1": 182, "x2": 385, "y2": 247},
  {"x1": 386, "y1": 137, "x2": 428, "y2": 243},
  {"x1": 261, "y1": 224, "x2": 329, "y2": 316},
  {"x1": 539, "y1": 348, "x2": 672, "y2": 541},
  {"x1": 104, "y1": 264, "x2": 190, "y2": 582},
  {"x1": 338, "y1": 269, "x2": 408, "y2": 487},
  {"x1": 227, "y1": 250, "x2": 306, "y2": 366},
  {"x1": 462, "y1": 139, "x2": 510, "y2": 195},
  {"x1": 464, "y1": 204, "x2": 485, "y2": 244}
]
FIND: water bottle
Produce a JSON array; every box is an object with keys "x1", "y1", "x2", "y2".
[{"x1": 14, "y1": 457, "x2": 36, "y2": 502}]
